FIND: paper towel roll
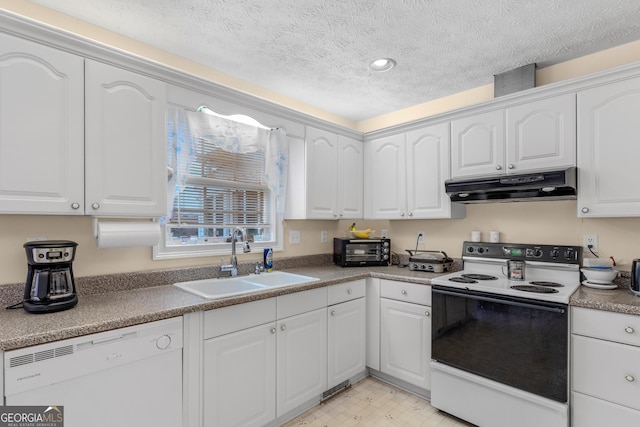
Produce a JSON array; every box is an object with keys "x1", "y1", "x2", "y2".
[{"x1": 96, "y1": 220, "x2": 161, "y2": 248}]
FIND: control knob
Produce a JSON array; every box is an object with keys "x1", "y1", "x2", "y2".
[
  {"x1": 156, "y1": 334, "x2": 172, "y2": 350},
  {"x1": 550, "y1": 249, "x2": 560, "y2": 258}
]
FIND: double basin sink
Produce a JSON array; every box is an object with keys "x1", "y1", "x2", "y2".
[{"x1": 174, "y1": 271, "x2": 320, "y2": 299}]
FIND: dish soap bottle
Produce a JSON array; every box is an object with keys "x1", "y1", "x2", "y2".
[{"x1": 263, "y1": 248, "x2": 273, "y2": 272}]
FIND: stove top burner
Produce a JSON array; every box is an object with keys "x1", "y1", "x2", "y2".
[
  {"x1": 511, "y1": 285, "x2": 559, "y2": 294},
  {"x1": 529, "y1": 281, "x2": 564, "y2": 288},
  {"x1": 449, "y1": 277, "x2": 477, "y2": 284},
  {"x1": 462, "y1": 274, "x2": 498, "y2": 281}
]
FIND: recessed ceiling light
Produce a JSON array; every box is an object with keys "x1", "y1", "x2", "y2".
[{"x1": 368, "y1": 58, "x2": 396, "y2": 72}]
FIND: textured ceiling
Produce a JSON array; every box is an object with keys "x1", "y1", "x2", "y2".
[{"x1": 30, "y1": 0, "x2": 640, "y2": 121}]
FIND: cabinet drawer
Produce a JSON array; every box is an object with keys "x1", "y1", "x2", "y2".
[
  {"x1": 328, "y1": 279, "x2": 366, "y2": 306},
  {"x1": 572, "y1": 391, "x2": 640, "y2": 427},
  {"x1": 380, "y1": 280, "x2": 431, "y2": 306},
  {"x1": 204, "y1": 298, "x2": 276, "y2": 339},
  {"x1": 572, "y1": 334, "x2": 640, "y2": 411},
  {"x1": 277, "y1": 287, "x2": 327, "y2": 319},
  {"x1": 572, "y1": 307, "x2": 640, "y2": 347}
]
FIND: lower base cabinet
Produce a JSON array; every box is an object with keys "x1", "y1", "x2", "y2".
[
  {"x1": 204, "y1": 323, "x2": 276, "y2": 427},
  {"x1": 379, "y1": 280, "x2": 432, "y2": 390},
  {"x1": 328, "y1": 297, "x2": 366, "y2": 389},
  {"x1": 276, "y1": 307, "x2": 328, "y2": 416},
  {"x1": 571, "y1": 307, "x2": 640, "y2": 426}
]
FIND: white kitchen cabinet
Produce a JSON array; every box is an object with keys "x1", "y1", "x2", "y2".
[
  {"x1": 287, "y1": 126, "x2": 363, "y2": 219},
  {"x1": 571, "y1": 307, "x2": 640, "y2": 426},
  {"x1": 0, "y1": 32, "x2": 85, "y2": 214},
  {"x1": 85, "y1": 59, "x2": 167, "y2": 217},
  {"x1": 202, "y1": 299, "x2": 277, "y2": 427},
  {"x1": 380, "y1": 280, "x2": 431, "y2": 390},
  {"x1": 204, "y1": 322, "x2": 277, "y2": 427},
  {"x1": 327, "y1": 280, "x2": 366, "y2": 389},
  {"x1": 577, "y1": 76, "x2": 640, "y2": 217},
  {"x1": 451, "y1": 94, "x2": 575, "y2": 178},
  {"x1": 364, "y1": 123, "x2": 465, "y2": 219},
  {"x1": 277, "y1": 307, "x2": 328, "y2": 416}
]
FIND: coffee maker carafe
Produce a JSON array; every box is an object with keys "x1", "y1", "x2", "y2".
[{"x1": 23, "y1": 240, "x2": 78, "y2": 313}]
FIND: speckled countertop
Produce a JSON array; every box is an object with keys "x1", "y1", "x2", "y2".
[
  {"x1": 0, "y1": 257, "x2": 445, "y2": 351},
  {"x1": 1, "y1": 255, "x2": 639, "y2": 351}
]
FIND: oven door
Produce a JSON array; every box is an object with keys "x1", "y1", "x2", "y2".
[{"x1": 431, "y1": 285, "x2": 568, "y2": 402}]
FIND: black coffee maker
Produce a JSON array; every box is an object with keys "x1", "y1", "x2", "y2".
[{"x1": 23, "y1": 240, "x2": 78, "y2": 313}]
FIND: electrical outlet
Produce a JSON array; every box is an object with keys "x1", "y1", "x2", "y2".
[
  {"x1": 380, "y1": 229, "x2": 388, "y2": 238},
  {"x1": 289, "y1": 230, "x2": 301, "y2": 244},
  {"x1": 320, "y1": 230, "x2": 328, "y2": 243},
  {"x1": 583, "y1": 234, "x2": 598, "y2": 252},
  {"x1": 417, "y1": 232, "x2": 425, "y2": 244}
]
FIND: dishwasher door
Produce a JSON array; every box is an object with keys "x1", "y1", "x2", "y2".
[{"x1": 4, "y1": 317, "x2": 183, "y2": 427}]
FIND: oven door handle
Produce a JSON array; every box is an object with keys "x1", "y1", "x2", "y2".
[{"x1": 432, "y1": 288, "x2": 566, "y2": 314}]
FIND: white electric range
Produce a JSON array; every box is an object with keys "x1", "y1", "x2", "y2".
[{"x1": 430, "y1": 241, "x2": 583, "y2": 427}]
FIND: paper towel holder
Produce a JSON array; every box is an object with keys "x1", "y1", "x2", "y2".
[{"x1": 93, "y1": 218, "x2": 161, "y2": 249}]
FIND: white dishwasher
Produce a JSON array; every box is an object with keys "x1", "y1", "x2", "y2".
[{"x1": 3, "y1": 317, "x2": 183, "y2": 427}]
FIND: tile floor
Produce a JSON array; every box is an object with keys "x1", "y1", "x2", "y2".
[{"x1": 282, "y1": 376, "x2": 475, "y2": 427}]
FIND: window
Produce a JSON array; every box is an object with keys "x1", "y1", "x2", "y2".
[{"x1": 154, "y1": 107, "x2": 285, "y2": 259}]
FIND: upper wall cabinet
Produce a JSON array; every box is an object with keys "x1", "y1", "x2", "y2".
[
  {"x1": 0, "y1": 32, "x2": 85, "y2": 214},
  {"x1": 85, "y1": 60, "x2": 167, "y2": 217},
  {"x1": 0, "y1": 33, "x2": 167, "y2": 217},
  {"x1": 451, "y1": 94, "x2": 576, "y2": 179},
  {"x1": 286, "y1": 126, "x2": 363, "y2": 220},
  {"x1": 578, "y1": 76, "x2": 640, "y2": 217},
  {"x1": 364, "y1": 123, "x2": 465, "y2": 220}
]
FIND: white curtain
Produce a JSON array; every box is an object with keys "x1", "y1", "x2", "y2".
[{"x1": 165, "y1": 106, "x2": 289, "y2": 221}]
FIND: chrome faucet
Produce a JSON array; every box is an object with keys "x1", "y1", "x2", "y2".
[{"x1": 220, "y1": 227, "x2": 251, "y2": 277}]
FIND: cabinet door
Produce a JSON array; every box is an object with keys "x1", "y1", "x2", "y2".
[
  {"x1": 406, "y1": 123, "x2": 463, "y2": 219},
  {"x1": 337, "y1": 135, "x2": 363, "y2": 219},
  {"x1": 0, "y1": 33, "x2": 84, "y2": 214},
  {"x1": 578, "y1": 76, "x2": 640, "y2": 217},
  {"x1": 328, "y1": 298, "x2": 366, "y2": 389},
  {"x1": 364, "y1": 133, "x2": 406, "y2": 218},
  {"x1": 204, "y1": 322, "x2": 276, "y2": 427},
  {"x1": 380, "y1": 298, "x2": 431, "y2": 390},
  {"x1": 277, "y1": 308, "x2": 327, "y2": 416},
  {"x1": 305, "y1": 126, "x2": 338, "y2": 219},
  {"x1": 85, "y1": 59, "x2": 167, "y2": 217},
  {"x1": 451, "y1": 110, "x2": 504, "y2": 178},
  {"x1": 506, "y1": 93, "x2": 576, "y2": 173}
]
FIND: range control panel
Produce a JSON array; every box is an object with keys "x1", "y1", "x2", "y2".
[{"x1": 462, "y1": 241, "x2": 582, "y2": 264}]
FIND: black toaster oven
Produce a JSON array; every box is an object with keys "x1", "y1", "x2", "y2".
[{"x1": 333, "y1": 238, "x2": 391, "y2": 267}]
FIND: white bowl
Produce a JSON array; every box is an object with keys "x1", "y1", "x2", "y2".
[{"x1": 581, "y1": 268, "x2": 618, "y2": 284}]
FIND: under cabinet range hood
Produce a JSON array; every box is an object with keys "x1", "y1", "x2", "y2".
[{"x1": 445, "y1": 167, "x2": 577, "y2": 203}]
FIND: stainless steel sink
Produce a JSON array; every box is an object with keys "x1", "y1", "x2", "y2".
[{"x1": 173, "y1": 271, "x2": 319, "y2": 299}]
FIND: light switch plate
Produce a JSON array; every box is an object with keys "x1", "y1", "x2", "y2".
[
  {"x1": 320, "y1": 230, "x2": 328, "y2": 243},
  {"x1": 289, "y1": 230, "x2": 301, "y2": 244}
]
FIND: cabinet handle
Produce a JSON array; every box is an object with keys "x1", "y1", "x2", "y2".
[
  {"x1": 271, "y1": 327, "x2": 276, "y2": 334},
  {"x1": 280, "y1": 324, "x2": 286, "y2": 331},
  {"x1": 71, "y1": 203, "x2": 80, "y2": 210},
  {"x1": 333, "y1": 213, "x2": 338, "y2": 218},
  {"x1": 400, "y1": 212, "x2": 405, "y2": 217},
  {"x1": 408, "y1": 212, "x2": 413, "y2": 217},
  {"x1": 339, "y1": 212, "x2": 344, "y2": 217},
  {"x1": 91, "y1": 203, "x2": 100, "y2": 210},
  {"x1": 425, "y1": 310, "x2": 430, "y2": 317},
  {"x1": 401, "y1": 290, "x2": 407, "y2": 295},
  {"x1": 582, "y1": 207, "x2": 589, "y2": 213},
  {"x1": 496, "y1": 165, "x2": 503, "y2": 170},
  {"x1": 625, "y1": 327, "x2": 635, "y2": 334},
  {"x1": 347, "y1": 289, "x2": 352, "y2": 294},
  {"x1": 331, "y1": 310, "x2": 336, "y2": 316},
  {"x1": 508, "y1": 164, "x2": 515, "y2": 169},
  {"x1": 626, "y1": 375, "x2": 635, "y2": 382}
]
